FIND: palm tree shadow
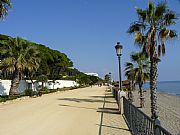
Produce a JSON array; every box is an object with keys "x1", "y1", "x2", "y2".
[
  {"x1": 90, "y1": 95, "x2": 113, "y2": 99},
  {"x1": 57, "y1": 98, "x2": 116, "y2": 103},
  {"x1": 59, "y1": 104, "x2": 97, "y2": 110}
]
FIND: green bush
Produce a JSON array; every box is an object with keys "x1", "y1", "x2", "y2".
[
  {"x1": 24, "y1": 89, "x2": 33, "y2": 96},
  {"x1": 39, "y1": 87, "x2": 49, "y2": 94}
]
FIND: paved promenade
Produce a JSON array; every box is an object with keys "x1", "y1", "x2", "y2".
[
  {"x1": 98, "y1": 89, "x2": 131, "y2": 135},
  {"x1": 0, "y1": 86, "x2": 131, "y2": 135}
]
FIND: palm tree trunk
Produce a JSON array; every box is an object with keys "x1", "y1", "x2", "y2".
[
  {"x1": 129, "y1": 80, "x2": 133, "y2": 102},
  {"x1": 150, "y1": 59, "x2": 158, "y2": 119},
  {"x1": 42, "y1": 82, "x2": 44, "y2": 89},
  {"x1": 150, "y1": 28, "x2": 158, "y2": 119},
  {"x1": 9, "y1": 67, "x2": 20, "y2": 96},
  {"x1": 139, "y1": 82, "x2": 144, "y2": 108}
]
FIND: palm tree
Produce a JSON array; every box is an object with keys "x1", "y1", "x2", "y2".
[
  {"x1": 0, "y1": 37, "x2": 40, "y2": 95},
  {"x1": 128, "y1": 1, "x2": 178, "y2": 118},
  {"x1": 0, "y1": 0, "x2": 12, "y2": 19},
  {"x1": 125, "y1": 62, "x2": 136, "y2": 102},
  {"x1": 125, "y1": 53, "x2": 150, "y2": 107}
]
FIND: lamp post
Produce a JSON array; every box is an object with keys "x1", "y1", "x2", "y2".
[
  {"x1": 115, "y1": 42, "x2": 124, "y2": 114},
  {"x1": 109, "y1": 72, "x2": 111, "y2": 85},
  {"x1": 115, "y1": 42, "x2": 123, "y2": 91}
]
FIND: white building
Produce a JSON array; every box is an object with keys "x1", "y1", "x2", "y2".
[
  {"x1": 85, "y1": 73, "x2": 99, "y2": 77},
  {"x1": 0, "y1": 79, "x2": 79, "y2": 95}
]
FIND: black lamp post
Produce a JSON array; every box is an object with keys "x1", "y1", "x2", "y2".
[
  {"x1": 109, "y1": 72, "x2": 111, "y2": 85},
  {"x1": 115, "y1": 42, "x2": 123, "y2": 91}
]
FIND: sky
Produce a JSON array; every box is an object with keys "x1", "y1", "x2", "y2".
[{"x1": 0, "y1": 0, "x2": 180, "y2": 81}]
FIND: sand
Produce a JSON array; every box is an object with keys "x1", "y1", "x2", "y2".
[
  {"x1": 0, "y1": 86, "x2": 106, "y2": 135},
  {"x1": 132, "y1": 90, "x2": 180, "y2": 135}
]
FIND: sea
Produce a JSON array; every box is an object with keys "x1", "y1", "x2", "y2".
[{"x1": 143, "y1": 81, "x2": 180, "y2": 96}]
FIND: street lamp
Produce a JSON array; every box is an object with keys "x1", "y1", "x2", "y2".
[
  {"x1": 109, "y1": 72, "x2": 111, "y2": 85},
  {"x1": 115, "y1": 42, "x2": 124, "y2": 114},
  {"x1": 115, "y1": 42, "x2": 123, "y2": 91}
]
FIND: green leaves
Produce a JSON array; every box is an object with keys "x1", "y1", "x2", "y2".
[
  {"x1": 0, "y1": 0, "x2": 12, "y2": 19},
  {"x1": 125, "y1": 52, "x2": 150, "y2": 85},
  {"x1": 128, "y1": 1, "x2": 178, "y2": 60},
  {"x1": 128, "y1": 23, "x2": 145, "y2": 34},
  {"x1": 136, "y1": 8, "x2": 147, "y2": 22},
  {"x1": 147, "y1": 1, "x2": 155, "y2": 22},
  {"x1": 164, "y1": 11, "x2": 177, "y2": 26},
  {"x1": 155, "y1": 2, "x2": 166, "y2": 19}
]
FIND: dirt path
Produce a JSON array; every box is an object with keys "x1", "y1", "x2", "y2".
[{"x1": 0, "y1": 86, "x2": 105, "y2": 135}]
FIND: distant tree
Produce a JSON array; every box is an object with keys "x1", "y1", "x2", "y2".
[
  {"x1": 89, "y1": 76, "x2": 99, "y2": 85},
  {"x1": 35, "y1": 45, "x2": 73, "y2": 79},
  {"x1": 104, "y1": 74, "x2": 110, "y2": 84},
  {"x1": 128, "y1": 1, "x2": 178, "y2": 118}
]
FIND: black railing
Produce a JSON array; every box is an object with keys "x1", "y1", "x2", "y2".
[
  {"x1": 155, "y1": 125, "x2": 172, "y2": 135},
  {"x1": 122, "y1": 96, "x2": 172, "y2": 135}
]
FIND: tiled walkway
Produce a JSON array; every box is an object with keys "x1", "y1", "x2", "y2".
[{"x1": 98, "y1": 90, "x2": 132, "y2": 135}]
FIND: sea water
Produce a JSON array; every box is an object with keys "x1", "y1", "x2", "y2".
[{"x1": 143, "y1": 81, "x2": 180, "y2": 96}]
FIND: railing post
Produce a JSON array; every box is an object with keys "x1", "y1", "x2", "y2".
[
  {"x1": 154, "y1": 118, "x2": 161, "y2": 135},
  {"x1": 118, "y1": 91, "x2": 126, "y2": 114}
]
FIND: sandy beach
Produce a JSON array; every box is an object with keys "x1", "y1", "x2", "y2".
[{"x1": 132, "y1": 90, "x2": 180, "y2": 135}]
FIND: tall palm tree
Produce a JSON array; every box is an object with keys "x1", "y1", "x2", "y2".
[
  {"x1": 128, "y1": 1, "x2": 178, "y2": 118},
  {"x1": 125, "y1": 53, "x2": 150, "y2": 107},
  {"x1": 0, "y1": 37, "x2": 41, "y2": 95},
  {"x1": 0, "y1": 0, "x2": 12, "y2": 19}
]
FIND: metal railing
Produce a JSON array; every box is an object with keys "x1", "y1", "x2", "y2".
[
  {"x1": 155, "y1": 125, "x2": 172, "y2": 135},
  {"x1": 122, "y1": 96, "x2": 172, "y2": 135}
]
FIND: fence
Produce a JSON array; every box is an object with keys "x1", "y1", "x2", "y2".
[
  {"x1": 123, "y1": 96, "x2": 172, "y2": 135},
  {"x1": 112, "y1": 89, "x2": 172, "y2": 135}
]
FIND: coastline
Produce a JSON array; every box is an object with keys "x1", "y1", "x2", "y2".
[{"x1": 132, "y1": 90, "x2": 180, "y2": 135}]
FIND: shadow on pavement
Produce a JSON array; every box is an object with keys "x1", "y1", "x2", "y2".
[
  {"x1": 57, "y1": 98, "x2": 116, "y2": 103},
  {"x1": 59, "y1": 104, "x2": 97, "y2": 110},
  {"x1": 90, "y1": 95, "x2": 114, "y2": 99},
  {"x1": 97, "y1": 107, "x2": 120, "y2": 114},
  {"x1": 96, "y1": 124, "x2": 131, "y2": 131}
]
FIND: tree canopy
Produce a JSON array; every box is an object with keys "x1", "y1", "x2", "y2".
[
  {"x1": 0, "y1": 34, "x2": 73, "y2": 80},
  {"x1": 0, "y1": 34, "x2": 101, "y2": 87}
]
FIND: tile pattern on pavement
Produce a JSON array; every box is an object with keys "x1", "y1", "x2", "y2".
[{"x1": 98, "y1": 90, "x2": 132, "y2": 135}]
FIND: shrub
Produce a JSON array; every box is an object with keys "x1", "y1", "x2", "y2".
[
  {"x1": 25, "y1": 89, "x2": 33, "y2": 96},
  {"x1": 39, "y1": 87, "x2": 49, "y2": 94}
]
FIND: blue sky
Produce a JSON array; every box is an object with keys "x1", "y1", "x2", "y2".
[{"x1": 1, "y1": 0, "x2": 180, "y2": 81}]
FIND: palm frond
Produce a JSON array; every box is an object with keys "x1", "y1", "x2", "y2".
[
  {"x1": 135, "y1": 32, "x2": 144, "y2": 45},
  {"x1": 136, "y1": 8, "x2": 147, "y2": 22},
  {"x1": 169, "y1": 30, "x2": 178, "y2": 38},
  {"x1": 162, "y1": 43, "x2": 165, "y2": 55},
  {"x1": 0, "y1": 0, "x2": 12, "y2": 19},
  {"x1": 127, "y1": 22, "x2": 145, "y2": 34},
  {"x1": 147, "y1": 2, "x2": 155, "y2": 23},
  {"x1": 155, "y1": 2, "x2": 166, "y2": 19},
  {"x1": 164, "y1": 11, "x2": 178, "y2": 26},
  {"x1": 158, "y1": 44, "x2": 161, "y2": 57}
]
